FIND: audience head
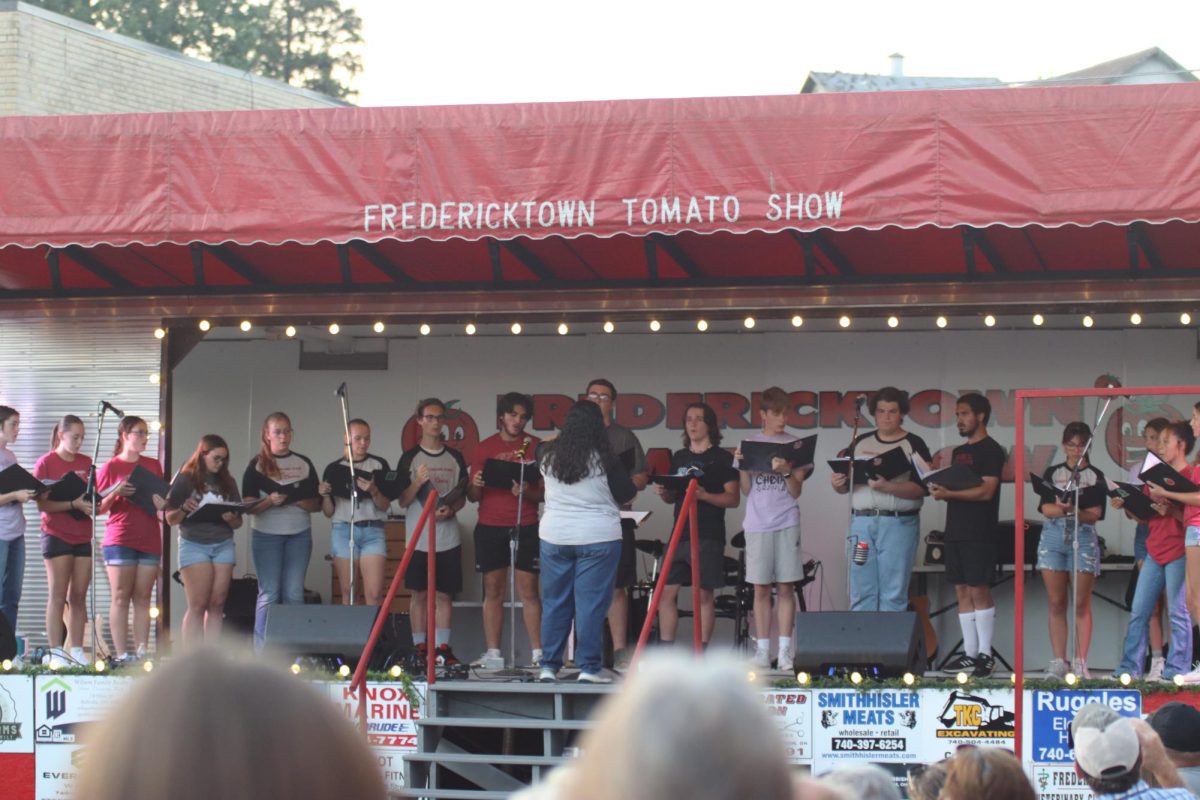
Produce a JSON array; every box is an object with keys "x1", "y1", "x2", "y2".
[
  {"x1": 942, "y1": 745, "x2": 1036, "y2": 800},
  {"x1": 815, "y1": 764, "x2": 900, "y2": 800},
  {"x1": 73, "y1": 647, "x2": 387, "y2": 800},
  {"x1": 1071, "y1": 703, "x2": 1142, "y2": 795},
  {"x1": 905, "y1": 759, "x2": 949, "y2": 800},
  {"x1": 565, "y1": 652, "x2": 793, "y2": 800},
  {"x1": 1149, "y1": 702, "x2": 1200, "y2": 763}
]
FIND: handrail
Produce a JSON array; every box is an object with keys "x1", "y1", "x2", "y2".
[
  {"x1": 631, "y1": 477, "x2": 702, "y2": 670},
  {"x1": 351, "y1": 489, "x2": 439, "y2": 730}
]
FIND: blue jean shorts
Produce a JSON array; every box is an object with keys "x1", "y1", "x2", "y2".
[
  {"x1": 1186, "y1": 525, "x2": 1200, "y2": 548},
  {"x1": 102, "y1": 545, "x2": 160, "y2": 567},
  {"x1": 330, "y1": 521, "x2": 387, "y2": 559},
  {"x1": 1036, "y1": 518, "x2": 1100, "y2": 575},
  {"x1": 179, "y1": 537, "x2": 236, "y2": 568}
]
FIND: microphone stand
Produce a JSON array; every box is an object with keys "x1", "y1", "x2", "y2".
[
  {"x1": 844, "y1": 398, "x2": 865, "y2": 610},
  {"x1": 336, "y1": 384, "x2": 357, "y2": 606},
  {"x1": 1063, "y1": 396, "x2": 1114, "y2": 671},
  {"x1": 85, "y1": 401, "x2": 112, "y2": 663},
  {"x1": 496, "y1": 440, "x2": 533, "y2": 678}
]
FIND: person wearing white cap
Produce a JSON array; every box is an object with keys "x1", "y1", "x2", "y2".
[{"x1": 1072, "y1": 702, "x2": 1194, "y2": 799}]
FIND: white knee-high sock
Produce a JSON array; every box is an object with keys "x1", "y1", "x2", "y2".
[
  {"x1": 975, "y1": 607, "x2": 995, "y2": 657},
  {"x1": 958, "y1": 612, "x2": 979, "y2": 658}
]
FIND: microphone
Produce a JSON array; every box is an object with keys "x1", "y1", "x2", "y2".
[
  {"x1": 99, "y1": 400, "x2": 125, "y2": 419},
  {"x1": 855, "y1": 394, "x2": 868, "y2": 412},
  {"x1": 335, "y1": 382, "x2": 347, "y2": 398}
]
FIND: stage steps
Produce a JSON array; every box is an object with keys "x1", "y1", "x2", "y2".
[{"x1": 400, "y1": 680, "x2": 613, "y2": 800}]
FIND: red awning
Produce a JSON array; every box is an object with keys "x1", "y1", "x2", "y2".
[{"x1": 3, "y1": 83, "x2": 1200, "y2": 251}]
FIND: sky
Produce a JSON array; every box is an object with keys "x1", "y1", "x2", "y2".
[{"x1": 345, "y1": 0, "x2": 1200, "y2": 107}]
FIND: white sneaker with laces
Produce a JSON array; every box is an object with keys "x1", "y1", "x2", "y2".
[
  {"x1": 751, "y1": 648, "x2": 771, "y2": 669},
  {"x1": 1046, "y1": 658, "x2": 1069, "y2": 680},
  {"x1": 1147, "y1": 656, "x2": 1165, "y2": 681},
  {"x1": 530, "y1": 648, "x2": 543, "y2": 668},
  {"x1": 69, "y1": 647, "x2": 89, "y2": 666},
  {"x1": 472, "y1": 649, "x2": 505, "y2": 670},
  {"x1": 1071, "y1": 658, "x2": 1091, "y2": 679},
  {"x1": 538, "y1": 667, "x2": 558, "y2": 683},
  {"x1": 1177, "y1": 666, "x2": 1200, "y2": 685},
  {"x1": 776, "y1": 650, "x2": 794, "y2": 674},
  {"x1": 577, "y1": 670, "x2": 613, "y2": 684}
]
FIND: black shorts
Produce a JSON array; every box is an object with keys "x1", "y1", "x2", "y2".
[
  {"x1": 405, "y1": 546, "x2": 463, "y2": 594},
  {"x1": 666, "y1": 537, "x2": 726, "y2": 590},
  {"x1": 474, "y1": 523, "x2": 539, "y2": 574},
  {"x1": 42, "y1": 534, "x2": 92, "y2": 560},
  {"x1": 614, "y1": 518, "x2": 637, "y2": 589},
  {"x1": 944, "y1": 539, "x2": 997, "y2": 586}
]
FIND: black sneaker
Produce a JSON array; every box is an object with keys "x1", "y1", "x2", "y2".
[
  {"x1": 972, "y1": 653, "x2": 996, "y2": 678},
  {"x1": 435, "y1": 644, "x2": 460, "y2": 667},
  {"x1": 941, "y1": 654, "x2": 976, "y2": 675}
]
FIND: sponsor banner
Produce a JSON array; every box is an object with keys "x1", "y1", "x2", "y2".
[
  {"x1": 325, "y1": 680, "x2": 424, "y2": 793},
  {"x1": 33, "y1": 743, "x2": 86, "y2": 800},
  {"x1": 1029, "y1": 689, "x2": 1141, "y2": 764},
  {"x1": 1028, "y1": 764, "x2": 1094, "y2": 800},
  {"x1": 762, "y1": 689, "x2": 813, "y2": 763},
  {"x1": 33, "y1": 676, "x2": 134, "y2": 745},
  {"x1": 812, "y1": 689, "x2": 924, "y2": 773},
  {"x1": 921, "y1": 688, "x2": 1016, "y2": 755},
  {"x1": 0, "y1": 675, "x2": 35, "y2": 753}
]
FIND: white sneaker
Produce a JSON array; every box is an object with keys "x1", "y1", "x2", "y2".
[
  {"x1": 751, "y1": 647, "x2": 771, "y2": 669},
  {"x1": 537, "y1": 667, "x2": 558, "y2": 683},
  {"x1": 1177, "y1": 667, "x2": 1200, "y2": 685},
  {"x1": 577, "y1": 670, "x2": 613, "y2": 684},
  {"x1": 471, "y1": 649, "x2": 505, "y2": 670},
  {"x1": 1147, "y1": 657, "x2": 1165, "y2": 681},
  {"x1": 612, "y1": 648, "x2": 633, "y2": 671},
  {"x1": 776, "y1": 650, "x2": 794, "y2": 674},
  {"x1": 1071, "y1": 658, "x2": 1091, "y2": 680},
  {"x1": 1046, "y1": 658, "x2": 1069, "y2": 681},
  {"x1": 530, "y1": 649, "x2": 543, "y2": 668}
]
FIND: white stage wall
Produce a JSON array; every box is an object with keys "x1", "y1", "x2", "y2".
[{"x1": 171, "y1": 326, "x2": 1198, "y2": 669}]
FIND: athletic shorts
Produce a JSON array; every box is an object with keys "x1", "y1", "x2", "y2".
[
  {"x1": 745, "y1": 525, "x2": 803, "y2": 584},
  {"x1": 42, "y1": 534, "x2": 91, "y2": 560},
  {"x1": 614, "y1": 518, "x2": 638, "y2": 589},
  {"x1": 474, "y1": 523, "x2": 539, "y2": 573},
  {"x1": 944, "y1": 538, "x2": 997, "y2": 586},
  {"x1": 665, "y1": 536, "x2": 726, "y2": 590},
  {"x1": 405, "y1": 545, "x2": 463, "y2": 594}
]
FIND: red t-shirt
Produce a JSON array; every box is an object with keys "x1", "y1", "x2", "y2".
[
  {"x1": 1184, "y1": 464, "x2": 1200, "y2": 529},
  {"x1": 32, "y1": 451, "x2": 93, "y2": 544},
  {"x1": 97, "y1": 456, "x2": 164, "y2": 555},
  {"x1": 469, "y1": 432, "x2": 541, "y2": 527},
  {"x1": 1145, "y1": 484, "x2": 1185, "y2": 564}
]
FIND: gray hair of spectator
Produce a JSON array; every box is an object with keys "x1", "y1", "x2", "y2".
[
  {"x1": 815, "y1": 764, "x2": 901, "y2": 800},
  {"x1": 72, "y1": 647, "x2": 387, "y2": 800},
  {"x1": 565, "y1": 652, "x2": 793, "y2": 800},
  {"x1": 905, "y1": 759, "x2": 949, "y2": 800}
]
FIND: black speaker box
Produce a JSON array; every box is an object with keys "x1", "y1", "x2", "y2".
[
  {"x1": 792, "y1": 611, "x2": 924, "y2": 677},
  {"x1": 994, "y1": 519, "x2": 1042, "y2": 567},
  {"x1": 263, "y1": 605, "x2": 412, "y2": 668},
  {"x1": 0, "y1": 611, "x2": 14, "y2": 661},
  {"x1": 223, "y1": 577, "x2": 258, "y2": 636}
]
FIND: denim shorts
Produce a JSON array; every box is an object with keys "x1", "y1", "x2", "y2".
[
  {"x1": 178, "y1": 537, "x2": 236, "y2": 568},
  {"x1": 1186, "y1": 525, "x2": 1200, "y2": 548},
  {"x1": 102, "y1": 544, "x2": 160, "y2": 567},
  {"x1": 1036, "y1": 518, "x2": 1100, "y2": 575},
  {"x1": 330, "y1": 521, "x2": 387, "y2": 559}
]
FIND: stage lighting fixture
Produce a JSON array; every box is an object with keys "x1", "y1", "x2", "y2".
[
  {"x1": 373, "y1": 321, "x2": 386, "y2": 333},
  {"x1": 285, "y1": 325, "x2": 297, "y2": 337},
  {"x1": 984, "y1": 315, "x2": 996, "y2": 327},
  {"x1": 1032, "y1": 314, "x2": 1044, "y2": 326},
  {"x1": 339, "y1": 664, "x2": 351, "y2": 677},
  {"x1": 1119, "y1": 673, "x2": 1132, "y2": 686},
  {"x1": 153, "y1": 328, "x2": 166, "y2": 339},
  {"x1": 465, "y1": 323, "x2": 476, "y2": 335},
  {"x1": 838, "y1": 315, "x2": 851, "y2": 328},
  {"x1": 1082, "y1": 315, "x2": 1094, "y2": 328},
  {"x1": 791, "y1": 315, "x2": 804, "y2": 327},
  {"x1": 1182, "y1": 312, "x2": 1193, "y2": 326},
  {"x1": 887, "y1": 316, "x2": 900, "y2": 328},
  {"x1": 290, "y1": 663, "x2": 302, "y2": 675},
  {"x1": 557, "y1": 323, "x2": 569, "y2": 335},
  {"x1": 95, "y1": 660, "x2": 106, "y2": 672},
  {"x1": 956, "y1": 672, "x2": 968, "y2": 684},
  {"x1": 936, "y1": 316, "x2": 948, "y2": 329},
  {"x1": 328, "y1": 323, "x2": 340, "y2": 335},
  {"x1": 390, "y1": 665, "x2": 403, "y2": 678},
  {"x1": 603, "y1": 321, "x2": 615, "y2": 333},
  {"x1": 149, "y1": 607, "x2": 160, "y2": 619},
  {"x1": 697, "y1": 319, "x2": 709, "y2": 332},
  {"x1": 796, "y1": 672, "x2": 810, "y2": 685},
  {"x1": 649, "y1": 319, "x2": 661, "y2": 332},
  {"x1": 149, "y1": 373, "x2": 160, "y2": 385},
  {"x1": 743, "y1": 317, "x2": 755, "y2": 329},
  {"x1": 510, "y1": 322, "x2": 522, "y2": 335},
  {"x1": 903, "y1": 672, "x2": 915, "y2": 686},
  {"x1": 1065, "y1": 673, "x2": 1077, "y2": 685},
  {"x1": 198, "y1": 319, "x2": 211, "y2": 331},
  {"x1": 143, "y1": 660, "x2": 154, "y2": 672},
  {"x1": 1129, "y1": 313, "x2": 1142, "y2": 326},
  {"x1": 240, "y1": 320, "x2": 252, "y2": 332},
  {"x1": 419, "y1": 323, "x2": 431, "y2": 336},
  {"x1": 850, "y1": 671, "x2": 863, "y2": 685}
]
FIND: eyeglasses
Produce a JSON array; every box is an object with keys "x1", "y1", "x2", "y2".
[
  {"x1": 421, "y1": 414, "x2": 446, "y2": 422},
  {"x1": 270, "y1": 428, "x2": 293, "y2": 435},
  {"x1": 128, "y1": 430, "x2": 149, "y2": 438},
  {"x1": 586, "y1": 392, "x2": 613, "y2": 401}
]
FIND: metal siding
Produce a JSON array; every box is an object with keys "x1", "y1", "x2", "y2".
[{"x1": 0, "y1": 315, "x2": 163, "y2": 652}]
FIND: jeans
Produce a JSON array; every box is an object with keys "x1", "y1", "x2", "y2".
[
  {"x1": 540, "y1": 539, "x2": 620, "y2": 674},
  {"x1": 0, "y1": 536, "x2": 25, "y2": 631},
  {"x1": 847, "y1": 514, "x2": 919, "y2": 612},
  {"x1": 1116, "y1": 553, "x2": 1192, "y2": 677},
  {"x1": 252, "y1": 528, "x2": 312, "y2": 650}
]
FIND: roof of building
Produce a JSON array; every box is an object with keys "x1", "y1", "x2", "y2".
[
  {"x1": 801, "y1": 72, "x2": 1002, "y2": 93},
  {"x1": 1035, "y1": 47, "x2": 1196, "y2": 86}
]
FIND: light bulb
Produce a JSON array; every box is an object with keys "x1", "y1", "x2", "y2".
[
  {"x1": 328, "y1": 323, "x2": 340, "y2": 335},
  {"x1": 419, "y1": 323, "x2": 431, "y2": 336},
  {"x1": 1129, "y1": 313, "x2": 1142, "y2": 326},
  {"x1": 697, "y1": 319, "x2": 708, "y2": 332},
  {"x1": 791, "y1": 315, "x2": 804, "y2": 327},
  {"x1": 373, "y1": 321, "x2": 386, "y2": 333},
  {"x1": 1082, "y1": 315, "x2": 1094, "y2": 328},
  {"x1": 1032, "y1": 313, "x2": 1044, "y2": 326},
  {"x1": 1182, "y1": 312, "x2": 1193, "y2": 326},
  {"x1": 198, "y1": 319, "x2": 211, "y2": 332},
  {"x1": 510, "y1": 322, "x2": 522, "y2": 335},
  {"x1": 743, "y1": 317, "x2": 755, "y2": 329},
  {"x1": 936, "y1": 316, "x2": 948, "y2": 329},
  {"x1": 153, "y1": 328, "x2": 166, "y2": 339},
  {"x1": 887, "y1": 316, "x2": 899, "y2": 328},
  {"x1": 649, "y1": 319, "x2": 661, "y2": 332},
  {"x1": 838, "y1": 315, "x2": 851, "y2": 328},
  {"x1": 285, "y1": 325, "x2": 297, "y2": 337},
  {"x1": 557, "y1": 323, "x2": 569, "y2": 335},
  {"x1": 984, "y1": 314, "x2": 996, "y2": 327},
  {"x1": 465, "y1": 323, "x2": 476, "y2": 335},
  {"x1": 239, "y1": 320, "x2": 252, "y2": 332}
]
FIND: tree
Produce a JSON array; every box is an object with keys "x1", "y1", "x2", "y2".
[{"x1": 29, "y1": 0, "x2": 363, "y2": 99}]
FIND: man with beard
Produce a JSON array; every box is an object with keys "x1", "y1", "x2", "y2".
[{"x1": 929, "y1": 393, "x2": 1006, "y2": 678}]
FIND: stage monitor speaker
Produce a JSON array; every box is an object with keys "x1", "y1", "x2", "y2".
[
  {"x1": 994, "y1": 519, "x2": 1042, "y2": 567},
  {"x1": 792, "y1": 611, "x2": 924, "y2": 678},
  {"x1": 223, "y1": 577, "x2": 258, "y2": 636},
  {"x1": 263, "y1": 605, "x2": 412, "y2": 668}
]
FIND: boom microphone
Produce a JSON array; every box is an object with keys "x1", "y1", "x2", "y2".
[{"x1": 99, "y1": 400, "x2": 125, "y2": 419}]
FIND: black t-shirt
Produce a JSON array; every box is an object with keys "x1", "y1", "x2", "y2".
[
  {"x1": 944, "y1": 436, "x2": 1007, "y2": 541},
  {"x1": 669, "y1": 446, "x2": 738, "y2": 543}
]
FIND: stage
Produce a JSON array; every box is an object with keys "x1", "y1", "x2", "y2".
[{"x1": 2, "y1": 660, "x2": 1198, "y2": 800}]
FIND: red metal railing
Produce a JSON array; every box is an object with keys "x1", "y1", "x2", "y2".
[
  {"x1": 1012, "y1": 385, "x2": 1199, "y2": 758},
  {"x1": 631, "y1": 478, "x2": 703, "y2": 670},
  {"x1": 350, "y1": 490, "x2": 439, "y2": 729}
]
